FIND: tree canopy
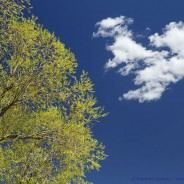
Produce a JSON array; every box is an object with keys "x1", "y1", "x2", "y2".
[{"x1": 0, "y1": 0, "x2": 107, "y2": 183}]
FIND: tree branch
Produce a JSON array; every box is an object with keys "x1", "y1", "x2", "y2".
[
  {"x1": 0, "y1": 83, "x2": 14, "y2": 99},
  {"x1": 0, "y1": 98, "x2": 18, "y2": 117},
  {"x1": 0, "y1": 134, "x2": 49, "y2": 142}
]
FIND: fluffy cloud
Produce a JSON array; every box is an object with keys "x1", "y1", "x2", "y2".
[{"x1": 93, "y1": 16, "x2": 184, "y2": 102}]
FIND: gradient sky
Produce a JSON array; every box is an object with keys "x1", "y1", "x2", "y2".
[{"x1": 32, "y1": 0, "x2": 184, "y2": 183}]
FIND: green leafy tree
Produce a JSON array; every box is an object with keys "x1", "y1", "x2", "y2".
[{"x1": 0, "y1": 0, "x2": 107, "y2": 183}]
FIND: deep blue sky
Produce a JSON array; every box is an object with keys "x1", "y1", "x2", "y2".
[{"x1": 32, "y1": 0, "x2": 184, "y2": 183}]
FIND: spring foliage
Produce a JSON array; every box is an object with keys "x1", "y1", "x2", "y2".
[{"x1": 0, "y1": 0, "x2": 107, "y2": 183}]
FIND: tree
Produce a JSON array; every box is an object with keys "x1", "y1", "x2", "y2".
[{"x1": 0, "y1": 0, "x2": 107, "y2": 183}]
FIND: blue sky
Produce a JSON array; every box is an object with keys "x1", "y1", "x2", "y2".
[{"x1": 32, "y1": 0, "x2": 184, "y2": 183}]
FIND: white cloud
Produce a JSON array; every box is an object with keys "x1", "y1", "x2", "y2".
[
  {"x1": 93, "y1": 16, "x2": 184, "y2": 102},
  {"x1": 93, "y1": 16, "x2": 133, "y2": 38}
]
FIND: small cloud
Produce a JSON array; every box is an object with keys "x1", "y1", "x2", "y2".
[
  {"x1": 93, "y1": 16, "x2": 184, "y2": 102},
  {"x1": 93, "y1": 16, "x2": 133, "y2": 38},
  {"x1": 146, "y1": 27, "x2": 151, "y2": 32}
]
